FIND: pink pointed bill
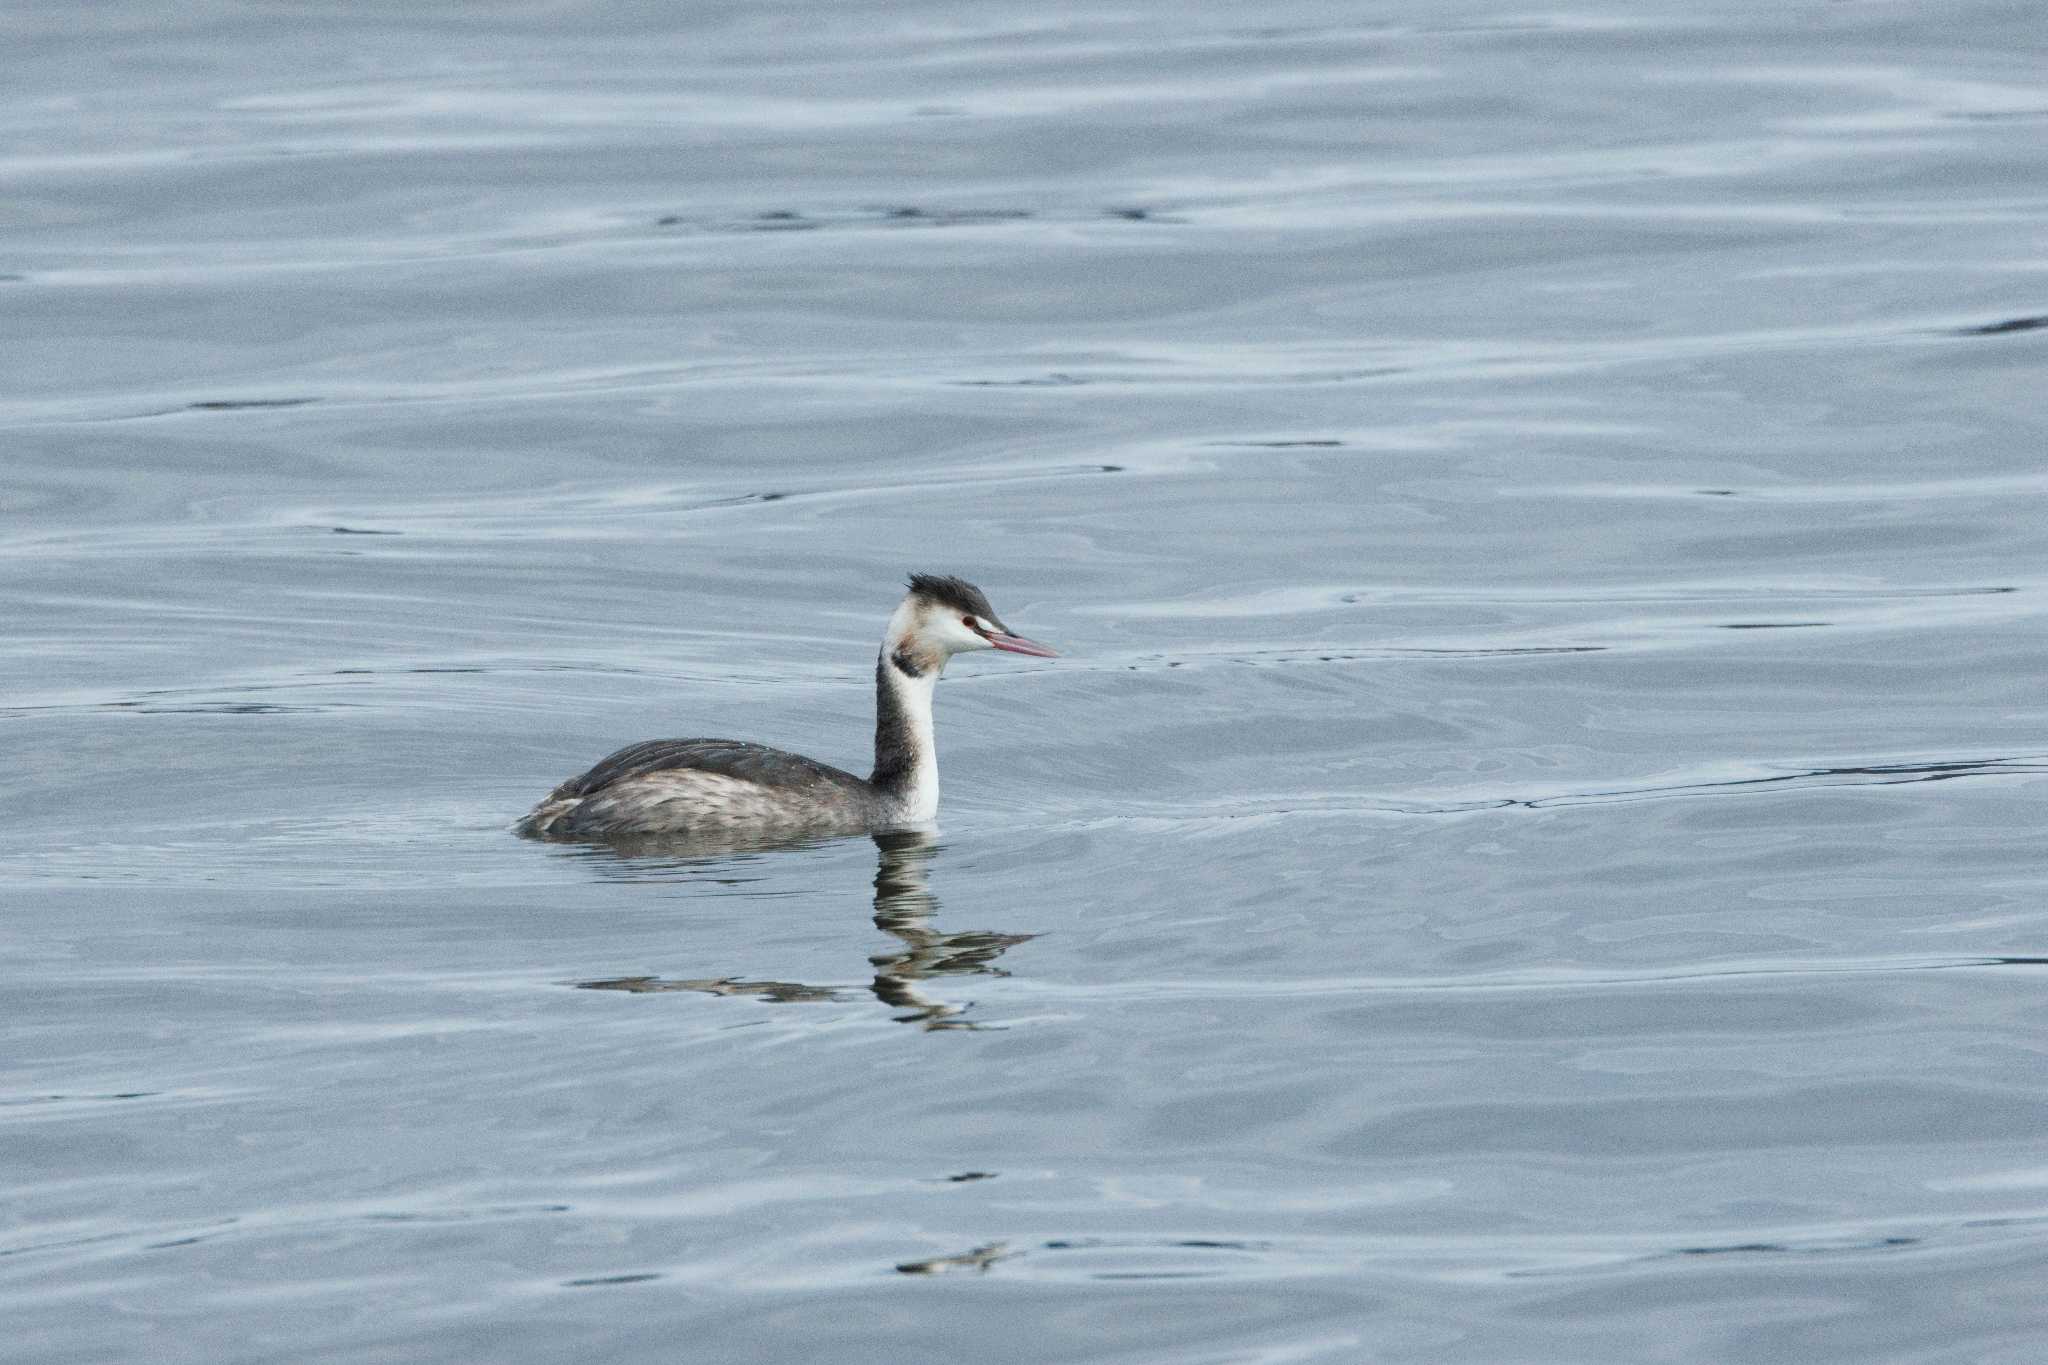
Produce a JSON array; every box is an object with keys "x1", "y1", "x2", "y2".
[{"x1": 987, "y1": 631, "x2": 1058, "y2": 658}]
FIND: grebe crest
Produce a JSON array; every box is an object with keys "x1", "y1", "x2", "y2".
[{"x1": 517, "y1": 574, "x2": 1056, "y2": 844}]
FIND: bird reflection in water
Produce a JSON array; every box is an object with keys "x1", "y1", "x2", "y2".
[{"x1": 574, "y1": 831, "x2": 1033, "y2": 1031}]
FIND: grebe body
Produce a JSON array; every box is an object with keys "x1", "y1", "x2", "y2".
[{"x1": 518, "y1": 575, "x2": 1054, "y2": 841}]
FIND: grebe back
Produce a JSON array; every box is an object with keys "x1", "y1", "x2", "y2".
[{"x1": 517, "y1": 574, "x2": 1055, "y2": 841}]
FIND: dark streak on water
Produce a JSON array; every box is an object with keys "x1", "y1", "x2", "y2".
[
  {"x1": 1669, "y1": 1236, "x2": 1919, "y2": 1259},
  {"x1": 654, "y1": 205, "x2": 1168, "y2": 233},
  {"x1": 950, "y1": 372, "x2": 1089, "y2": 388},
  {"x1": 1209, "y1": 438, "x2": 1347, "y2": 448},
  {"x1": 1953, "y1": 315, "x2": 2048, "y2": 336}
]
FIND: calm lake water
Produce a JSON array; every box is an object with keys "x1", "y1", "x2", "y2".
[{"x1": 7, "y1": 2, "x2": 2048, "y2": 1360}]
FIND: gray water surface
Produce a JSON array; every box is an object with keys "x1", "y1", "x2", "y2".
[{"x1": 7, "y1": 3, "x2": 2048, "y2": 1361}]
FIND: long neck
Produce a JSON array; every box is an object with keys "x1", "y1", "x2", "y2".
[{"x1": 871, "y1": 642, "x2": 941, "y2": 822}]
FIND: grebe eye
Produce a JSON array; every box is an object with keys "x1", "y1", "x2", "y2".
[{"x1": 962, "y1": 615, "x2": 977, "y2": 630}]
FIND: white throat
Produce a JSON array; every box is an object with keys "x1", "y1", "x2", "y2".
[
  {"x1": 880, "y1": 660, "x2": 940, "y2": 824},
  {"x1": 872, "y1": 597, "x2": 946, "y2": 825}
]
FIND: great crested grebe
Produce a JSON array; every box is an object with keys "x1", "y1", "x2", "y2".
[{"x1": 517, "y1": 575, "x2": 1056, "y2": 841}]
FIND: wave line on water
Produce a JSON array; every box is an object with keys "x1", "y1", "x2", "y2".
[
  {"x1": 890, "y1": 1209, "x2": 2048, "y2": 1285},
  {"x1": 1069, "y1": 753, "x2": 2048, "y2": 830},
  {"x1": 999, "y1": 953, "x2": 2048, "y2": 1006},
  {"x1": 1481, "y1": 753, "x2": 2048, "y2": 814}
]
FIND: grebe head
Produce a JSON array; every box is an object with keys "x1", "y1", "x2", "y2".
[{"x1": 888, "y1": 573, "x2": 1058, "y2": 675}]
